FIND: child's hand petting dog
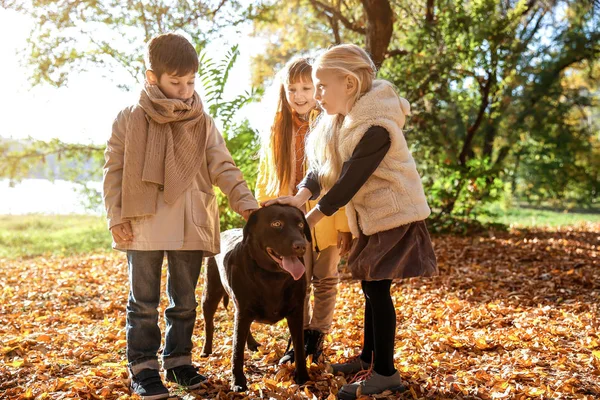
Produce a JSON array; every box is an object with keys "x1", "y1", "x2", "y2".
[
  {"x1": 241, "y1": 208, "x2": 259, "y2": 221},
  {"x1": 261, "y1": 188, "x2": 313, "y2": 211},
  {"x1": 261, "y1": 195, "x2": 303, "y2": 209},
  {"x1": 110, "y1": 221, "x2": 133, "y2": 244},
  {"x1": 337, "y1": 231, "x2": 353, "y2": 256}
]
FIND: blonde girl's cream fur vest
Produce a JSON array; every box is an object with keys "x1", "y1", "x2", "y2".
[{"x1": 337, "y1": 80, "x2": 430, "y2": 236}]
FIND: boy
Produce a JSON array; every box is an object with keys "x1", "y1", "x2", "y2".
[{"x1": 103, "y1": 33, "x2": 258, "y2": 399}]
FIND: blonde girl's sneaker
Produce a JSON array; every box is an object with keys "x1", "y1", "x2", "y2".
[
  {"x1": 331, "y1": 355, "x2": 371, "y2": 375},
  {"x1": 337, "y1": 370, "x2": 406, "y2": 400},
  {"x1": 165, "y1": 365, "x2": 207, "y2": 389},
  {"x1": 130, "y1": 369, "x2": 170, "y2": 400}
]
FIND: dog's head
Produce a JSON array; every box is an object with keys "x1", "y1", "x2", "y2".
[{"x1": 243, "y1": 204, "x2": 312, "y2": 280}]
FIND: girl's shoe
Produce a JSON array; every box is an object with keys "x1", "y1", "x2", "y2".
[
  {"x1": 337, "y1": 370, "x2": 406, "y2": 400},
  {"x1": 331, "y1": 355, "x2": 371, "y2": 375}
]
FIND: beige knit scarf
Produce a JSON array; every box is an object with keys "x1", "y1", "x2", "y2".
[{"x1": 121, "y1": 83, "x2": 206, "y2": 218}]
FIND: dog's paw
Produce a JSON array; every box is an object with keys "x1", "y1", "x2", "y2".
[
  {"x1": 247, "y1": 342, "x2": 261, "y2": 352},
  {"x1": 231, "y1": 377, "x2": 248, "y2": 392},
  {"x1": 247, "y1": 335, "x2": 261, "y2": 352},
  {"x1": 231, "y1": 383, "x2": 248, "y2": 392},
  {"x1": 200, "y1": 347, "x2": 212, "y2": 357}
]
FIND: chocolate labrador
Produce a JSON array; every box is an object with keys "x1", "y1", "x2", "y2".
[{"x1": 201, "y1": 204, "x2": 311, "y2": 392}]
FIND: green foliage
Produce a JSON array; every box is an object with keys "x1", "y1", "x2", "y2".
[
  {"x1": 251, "y1": 0, "x2": 599, "y2": 230},
  {"x1": 4, "y1": 0, "x2": 599, "y2": 234},
  {"x1": 249, "y1": 0, "x2": 364, "y2": 85},
  {"x1": 1, "y1": 44, "x2": 261, "y2": 229},
  {"x1": 479, "y1": 202, "x2": 600, "y2": 228},
  {"x1": 3, "y1": 0, "x2": 248, "y2": 88},
  {"x1": 197, "y1": 46, "x2": 262, "y2": 230},
  {"x1": 422, "y1": 156, "x2": 504, "y2": 230},
  {"x1": 216, "y1": 119, "x2": 261, "y2": 231}
]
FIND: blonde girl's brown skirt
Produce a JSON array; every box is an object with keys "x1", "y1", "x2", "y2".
[{"x1": 347, "y1": 220, "x2": 438, "y2": 281}]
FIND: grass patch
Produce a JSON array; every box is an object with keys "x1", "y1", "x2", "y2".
[
  {"x1": 480, "y1": 203, "x2": 600, "y2": 227},
  {"x1": 1, "y1": 204, "x2": 597, "y2": 259},
  {"x1": 0, "y1": 214, "x2": 111, "y2": 259}
]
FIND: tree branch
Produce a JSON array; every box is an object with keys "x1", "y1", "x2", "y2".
[
  {"x1": 328, "y1": 14, "x2": 342, "y2": 44},
  {"x1": 212, "y1": 0, "x2": 227, "y2": 16},
  {"x1": 386, "y1": 48, "x2": 408, "y2": 58},
  {"x1": 459, "y1": 72, "x2": 493, "y2": 165},
  {"x1": 308, "y1": 0, "x2": 366, "y2": 34}
]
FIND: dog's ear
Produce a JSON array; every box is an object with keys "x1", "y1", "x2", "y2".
[
  {"x1": 301, "y1": 212, "x2": 312, "y2": 243},
  {"x1": 243, "y1": 209, "x2": 259, "y2": 244}
]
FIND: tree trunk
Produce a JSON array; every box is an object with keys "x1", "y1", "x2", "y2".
[
  {"x1": 426, "y1": 0, "x2": 435, "y2": 23},
  {"x1": 361, "y1": 0, "x2": 394, "y2": 68},
  {"x1": 511, "y1": 151, "x2": 521, "y2": 195},
  {"x1": 483, "y1": 123, "x2": 496, "y2": 160}
]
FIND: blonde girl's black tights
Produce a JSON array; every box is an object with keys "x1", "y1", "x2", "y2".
[{"x1": 359, "y1": 279, "x2": 397, "y2": 377}]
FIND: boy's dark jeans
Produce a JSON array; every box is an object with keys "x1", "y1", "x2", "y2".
[{"x1": 126, "y1": 250, "x2": 203, "y2": 376}]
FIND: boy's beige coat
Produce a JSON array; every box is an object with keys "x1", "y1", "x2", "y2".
[{"x1": 103, "y1": 105, "x2": 258, "y2": 255}]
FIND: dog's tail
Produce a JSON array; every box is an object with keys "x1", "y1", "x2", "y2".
[{"x1": 222, "y1": 294, "x2": 229, "y2": 309}]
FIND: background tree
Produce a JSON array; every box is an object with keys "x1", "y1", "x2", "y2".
[
  {"x1": 2, "y1": 0, "x2": 598, "y2": 232},
  {"x1": 0, "y1": 0, "x2": 261, "y2": 229},
  {"x1": 250, "y1": 0, "x2": 599, "y2": 229}
]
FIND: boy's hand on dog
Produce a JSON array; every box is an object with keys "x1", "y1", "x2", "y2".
[
  {"x1": 241, "y1": 208, "x2": 259, "y2": 221},
  {"x1": 110, "y1": 222, "x2": 133, "y2": 244},
  {"x1": 337, "y1": 231, "x2": 353, "y2": 256}
]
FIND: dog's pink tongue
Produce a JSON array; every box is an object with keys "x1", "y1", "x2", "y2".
[{"x1": 282, "y1": 256, "x2": 305, "y2": 280}]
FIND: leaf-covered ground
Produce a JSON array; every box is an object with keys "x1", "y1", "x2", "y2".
[{"x1": 1, "y1": 223, "x2": 598, "y2": 399}]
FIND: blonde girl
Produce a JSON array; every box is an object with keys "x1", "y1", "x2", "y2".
[
  {"x1": 264, "y1": 44, "x2": 438, "y2": 399},
  {"x1": 255, "y1": 56, "x2": 353, "y2": 364}
]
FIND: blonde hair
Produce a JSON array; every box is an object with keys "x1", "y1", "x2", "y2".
[
  {"x1": 261, "y1": 57, "x2": 314, "y2": 195},
  {"x1": 306, "y1": 44, "x2": 377, "y2": 190}
]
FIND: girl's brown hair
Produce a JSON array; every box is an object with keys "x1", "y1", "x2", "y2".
[{"x1": 265, "y1": 57, "x2": 313, "y2": 194}]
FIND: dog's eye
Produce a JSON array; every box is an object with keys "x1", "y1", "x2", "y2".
[
  {"x1": 271, "y1": 220, "x2": 283, "y2": 228},
  {"x1": 298, "y1": 222, "x2": 304, "y2": 229}
]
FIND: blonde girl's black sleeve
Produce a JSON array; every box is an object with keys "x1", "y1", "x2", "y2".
[{"x1": 298, "y1": 126, "x2": 391, "y2": 216}]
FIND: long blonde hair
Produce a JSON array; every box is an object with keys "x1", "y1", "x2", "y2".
[
  {"x1": 262, "y1": 57, "x2": 313, "y2": 195},
  {"x1": 306, "y1": 44, "x2": 377, "y2": 190}
]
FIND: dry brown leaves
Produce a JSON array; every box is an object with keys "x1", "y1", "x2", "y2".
[{"x1": 1, "y1": 222, "x2": 598, "y2": 399}]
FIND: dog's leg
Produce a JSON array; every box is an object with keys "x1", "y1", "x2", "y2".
[
  {"x1": 231, "y1": 311, "x2": 252, "y2": 392},
  {"x1": 246, "y1": 327, "x2": 260, "y2": 352},
  {"x1": 287, "y1": 309, "x2": 309, "y2": 385},
  {"x1": 201, "y1": 257, "x2": 224, "y2": 357}
]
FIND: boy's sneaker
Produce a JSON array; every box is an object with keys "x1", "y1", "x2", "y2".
[
  {"x1": 130, "y1": 369, "x2": 170, "y2": 400},
  {"x1": 331, "y1": 355, "x2": 371, "y2": 375},
  {"x1": 166, "y1": 365, "x2": 207, "y2": 389},
  {"x1": 337, "y1": 370, "x2": 406, "y2": 400}
]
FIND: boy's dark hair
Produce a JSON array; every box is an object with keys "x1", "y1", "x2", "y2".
[{"x1": 145, "y1": 33, "x2": 199, "y2": 79}]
